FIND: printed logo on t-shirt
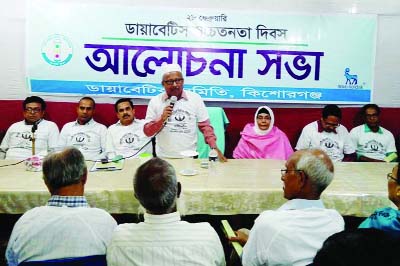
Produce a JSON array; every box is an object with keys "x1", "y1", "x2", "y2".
[
  {"x1": 71, "y1": 132, "x2": 91, "y2": 150},
  {"x1": 364, "y1": 140, "x2": 384, "y2": 153},
  {"x1": 120, "y1": 133, "x2": 141, "y2": 147}
]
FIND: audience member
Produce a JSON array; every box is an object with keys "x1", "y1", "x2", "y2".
[
  {"x1": 144, "y1": 63, "x2": 226, "y2": 161},
  {"x1": 233, "y1": 106, "x2": 293, "y2": 159},
  {"x1": 0, "y1": 96, "x2": 59, "y2": 160},
  {"x1": 296, "y1": 104, "x2": 355, "y2": 162},
  {"x1": 106, "y1": 98, "x2": 151, "y2": 158},
  {"x1": 6, "y1": 148, "x2": 117, "y2": 265},
  {"x1": 58, "y1": 97, "x2": 107, "y2": 160},
  {"x1": 350, "y1": 104, "x2": 397, "y2": 162},
  {"x1": 107, "y1": 157, "x2": 226, "y2": 266},
  {"x1": 358, "y1": 162, "x2": 400, "y2": 237},
  {"x1": 229, "y1": 149, "x2": 344, "y2": 266},
  {"x1": 313, "y1": 228, "x2": 398, "y2": 266}
]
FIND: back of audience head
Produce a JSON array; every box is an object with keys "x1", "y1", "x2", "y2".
[
  {"x1": 313, "y1": 228, "x2": 398, "y2": 266},
  {"x1": 134, "y1": 157, "x2": 181, "y2": 215},
  {"x1": 283, "y1": 149, "x2": 334, "y2": 199},
  {"x1": 42, "y1": 147, "x2": 87, "y2": 194}
]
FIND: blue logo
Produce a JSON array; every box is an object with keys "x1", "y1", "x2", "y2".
[{"x1": 344, "y1": 68, "x2": 358, "y2": 85}]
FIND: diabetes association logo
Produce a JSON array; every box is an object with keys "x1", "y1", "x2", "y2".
[{"x1": 41, "y1": 34, "x2": 73, "y2": 66}]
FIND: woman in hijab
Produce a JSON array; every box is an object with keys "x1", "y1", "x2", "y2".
[{"x1": 233, "y1": 106, "x2": 293, "y2": 159}]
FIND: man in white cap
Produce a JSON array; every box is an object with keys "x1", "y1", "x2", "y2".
[{"x1": 144, "y1": 63, "x2": 226, "y2": 160}]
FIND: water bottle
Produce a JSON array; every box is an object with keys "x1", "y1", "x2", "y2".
[{"x1": 208, "y1": 148, "x2": 218, "y2": 175}]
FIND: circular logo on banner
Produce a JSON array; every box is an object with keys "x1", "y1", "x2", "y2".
[{"x1": 41, "y1": 34, "x2": 73, "y2": 66}]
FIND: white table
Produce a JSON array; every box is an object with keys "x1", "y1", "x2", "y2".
[{"x1": 0, "y1": 159, "x2": 396, "y2": 217}]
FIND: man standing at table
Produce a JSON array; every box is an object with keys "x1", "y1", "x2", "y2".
[
  {"x1": 6, "y1": 148, "x2": 117, "y2": 265},
  {"x1": 229, "y1": 149, "x2": 344, "y2": 266},
  {"x1": 295, "y1": 104, "x2": 356, "y2": 162},
  {"x1": 59, "y1": 97, "x2": 107, "y2": 160},
  {"x1": 350, "y1": 104, "x2": 397, "y2": 162},
  {"x1": 143, "y1": 63, "x2": 226, "y2": 161},
  {"x1": 106, "y1": 98, "x2": 151, "y2": 159},
  {"x1": 0, "y1": 96, "x2": 59, "y2": 160},
  {"x1": 107, "y1": 157, "x2": 225, "y2": 266}
]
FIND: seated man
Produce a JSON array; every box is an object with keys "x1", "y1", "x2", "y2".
[
  {"x1": 6, "y1": 148, "x2": 117, "y2": 265},
  {"x1": 358, "y1": 162, "x2": 400, "y2": 237},
  {"x1": 296, "y1": 104, "x2": 356, "y2": 162},
  {"x1": 107, "y1": 157, "x2": 225, "y2": 266},
  {"x1": 233, "y1": 106, "x2": 293, "y2": 159},
  {"x1": 106, "y1": 98, "x2": 151, "y2": 158},
  {"x1": 350, "y1": 104, "x2": 397, "y2": 162},
  {"x1": 230, "y1": 149, "x2": 344, "y2": 266},
  {"x1": 59, "y1": 97, "x2": 107, "y2": 160},
  {"x1": 0, "y1": 96, "x2": 59, "y2": 160}
]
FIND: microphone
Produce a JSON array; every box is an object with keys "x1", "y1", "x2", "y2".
[
  {"x1": 169, "y1": 96, "x2": 177, "y2": 108},
  {"x1": 31, "y1": 122, "x2": 38, "y2": 133}
]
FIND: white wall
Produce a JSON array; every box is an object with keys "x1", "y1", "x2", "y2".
[{"x1": 1, "y1": 0, "x2": 400, "y2": 107}]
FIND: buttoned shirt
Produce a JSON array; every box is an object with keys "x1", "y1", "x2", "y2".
[
  {"x1": 107, "y1": 211, "x2": 226, "y2": 266},
  {"x1": 242, "y1": 199, "x2": 344, "y2": 266},
  {"x1": 6, "y1": 195, "x2": 117, "y2": 266}
]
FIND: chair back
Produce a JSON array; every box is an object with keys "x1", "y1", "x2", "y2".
[{"x1": 18, "y1": 255, "x2": 106, "y2": 266}]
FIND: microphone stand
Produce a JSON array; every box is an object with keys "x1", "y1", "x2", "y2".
[{"x1": 31, "y1": 122, "x2": 38, "y2": 156}]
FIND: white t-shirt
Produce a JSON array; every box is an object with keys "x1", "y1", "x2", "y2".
[
  {"x1": 107, "y1": 212, "x2": 225, "y2": 266},
  {"x1": 59, "y1": 119, "x2": 107, "y2": 160},
  {"x1": 106, "y1": 119, "x2": 151, "y2": 158},
  {"x1": 350, "y1": 124, "x2": 397, "y2": 161},
  {"x1": 0, "y1": 120, "x2": 59, "y2": 160},
  {"x1": 145, "y1": 91, "x2": 209, "y2": 158},
  {"x1": 295, "y1": 121, "x2": 355, "y2": 161},
  {"x1": 242, "y1": 199, "x2": 344, "y2": 266}
]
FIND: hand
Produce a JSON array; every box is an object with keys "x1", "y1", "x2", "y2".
[
  {"x1": 215, "y1": 147, "x2": 227, "y2": 162},
  {"x1": 161, "y1": 105, "x2": 174, "y2": 122},
  {"x1": 228, "y1": 228, "x2": 249, "y2": 246}
]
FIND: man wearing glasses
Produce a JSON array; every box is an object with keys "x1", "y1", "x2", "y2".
[
  {"x1": 144, "y1": 63, "x2": 226, "y2": 161},
  {"x1": 295, "y1": 104, "x2": 356, "y2": 162},
  {"x1": 229, "y1": 149, "x2": 344, "y2": 266},
  {"x1": 0, "y1": 96, "x2": 59, "y2": 160},
  {"x1": 350, "y1": 104, "x2": 397, "y2": 162}
]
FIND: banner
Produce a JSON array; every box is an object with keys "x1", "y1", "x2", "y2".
[{"x1": 26, "y1": 0, "x2": 377, "y2": 103}]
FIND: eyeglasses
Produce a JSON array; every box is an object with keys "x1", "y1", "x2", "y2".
[
  {"x1": 387, "y1": 173, "x2": 398, "y2": 182},
  {"x1": 24, "y1": 107, "x2": 42, "y2": 114},
  {"x1": 281, "y1": 169, "x2": 304, "y2": 176},
  {"x1": 163, "y1": 78, "x2": 184, "y2": 85}
]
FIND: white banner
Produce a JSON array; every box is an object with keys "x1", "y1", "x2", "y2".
[{"x1": 26, "y1": 0, "x2": 376, "y2": 103}]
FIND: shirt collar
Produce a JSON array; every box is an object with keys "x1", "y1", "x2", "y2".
[
  {"x1": 74, "y1": 118, "x2": 95, "y2": 126},
  {"x1": 47, "y1": 195, "x2": 90, "y2": 208},
  {"x1": 144, "y1": 211, "x2": 181, "y2": 224},
  {"x1": 364, "y1": 124, "x2": 383, "y2": 134},
  {"x1": 278, "y1": 199, "x2": 325, "y2": 211},
  {"x1": 161, "y1": 91, "x2": 188, "y2": 102},
  {"x1": 317, "y1": 119, "x2": 337, "y2": 134}
]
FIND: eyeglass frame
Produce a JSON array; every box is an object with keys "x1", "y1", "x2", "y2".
[
  {"x1": 281, "y1": 169, "x2": 304, "y2": 176},
  {"x1": 321, "y1": 118, "x2": 340, "y2": 128},
  {"x1": 387, "y1": 173, "x2": 398, "y2": 182},
  {"x1": 163, "y1": 78, "x2": 184, "y2": 86},
  {"x1": 24, "y1": 107, "x2": 42, "y2": 114}
]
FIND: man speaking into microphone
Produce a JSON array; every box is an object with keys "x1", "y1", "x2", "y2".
[{"x1": 144, "y1": 63, "x2": 226, "y2": 161}]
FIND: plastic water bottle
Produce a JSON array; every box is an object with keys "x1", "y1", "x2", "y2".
[{"x1": 208, "y1": 148, "x2": 218, "y2": 175}]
